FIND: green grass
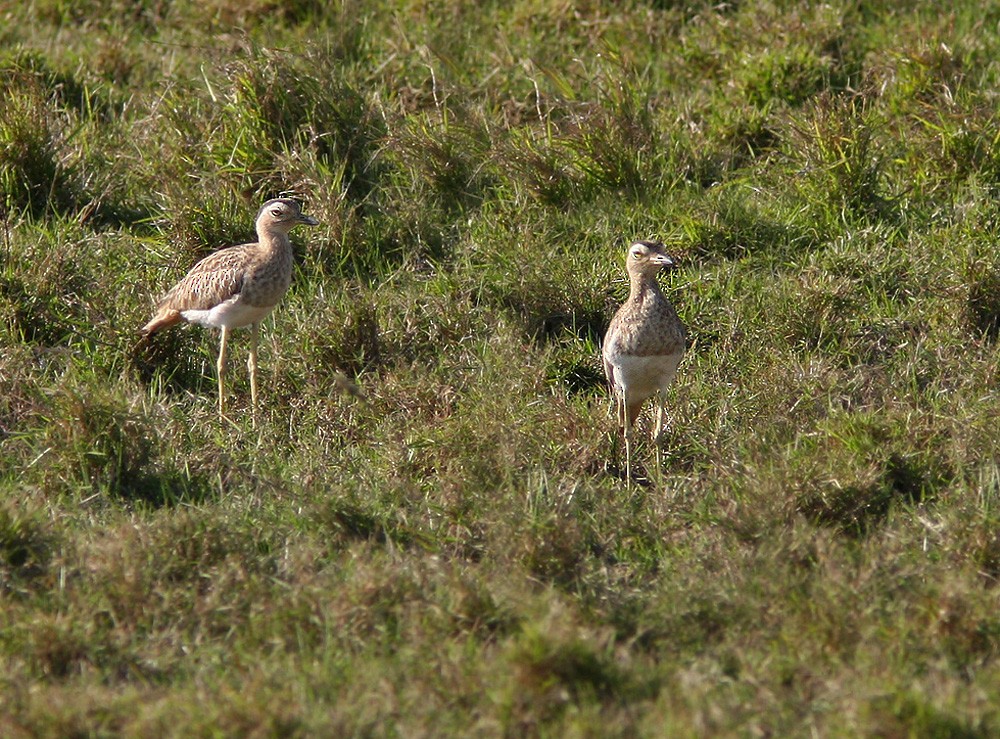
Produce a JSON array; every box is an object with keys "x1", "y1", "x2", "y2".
[{"x1": 3, "y1": 0, "x2": 1000, "y2": 734}]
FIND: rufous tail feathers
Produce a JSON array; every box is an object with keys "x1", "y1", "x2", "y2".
[{"x1": 140, "y1": 308, "x2": 182, "y2": 337}]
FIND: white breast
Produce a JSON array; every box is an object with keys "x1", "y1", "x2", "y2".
[
  {"x1": 181, "y1": 296, "x2": 275, "y2": 329},
  {"x1": 607, "y1": 353, "x2": 683, "y2": 402}
]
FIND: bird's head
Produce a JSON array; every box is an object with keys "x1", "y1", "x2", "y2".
[
  {"x1": 626, "y1": 240, "x2": 675, "y2": 277},
  {"x1": 256, "y1": 198, "x2": 319, "y2": 233}
]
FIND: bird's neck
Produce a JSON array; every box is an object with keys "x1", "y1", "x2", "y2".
[
  {"x1": 628, "y1": 271, "x2": 662, "y2": 304},
  {"x1": 257, "y1": 229, "x2": 292, "y2": 255}
]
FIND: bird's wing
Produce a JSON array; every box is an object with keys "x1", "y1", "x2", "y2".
[
  {"x1": 158, "y1": 245, "x2": 253, "y2": 312},
  {"x1": 601, "y1": 323, "x2": 619, "y2": 388},
  {"x1": 603, "y1": 357, "x2": 618, "y2": 395}
]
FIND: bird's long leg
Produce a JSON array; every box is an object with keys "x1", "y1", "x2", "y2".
[
  {"x1": 248, "y1": 322, "x2": 259, "y2": 429},
  {"x1": 653, "y1": 393, "x2": 665, "y2": 479},
  {"x1": 621, "y1": 390, "x2": 634, "y2": 486},
  {"x1": 217, "y1": 325, "x2": 230, "y2": 422},
  {"x1": 624, "y1": 426, "x2": 633, "y2": 486},
  {"x1": 624, "y1": 398, "x2": 646, "y2": 487}
]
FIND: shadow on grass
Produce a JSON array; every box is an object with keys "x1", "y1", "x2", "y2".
[
  {"x1": 44, "y1": 387, "x2": 219, "y2": 508},
  {"x1": 799, "y1": 451, "x2": 952, "y2": 537},
  {"x1": 968, "y1": 267, "x2": 1000, "y2": 342},
  {"x1": 129, "y1": 328, "x2": 216, "y2": 402},
  {"x1": 319, "y1": 497, "x2": 433, "y2": 551},
  {"x1": 0, "y1": 500, "x2": 56, "y2": 595}
]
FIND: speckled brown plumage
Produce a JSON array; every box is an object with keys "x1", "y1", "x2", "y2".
[
  {"x1": 602, "y1": 240, "x2": 687, "y2": 482},
  {"x1": 141, "y1": 198, "x2": 318, "y2": 426},
  {"x1": 157, "y1": 243, "x2": 288, "y2": 312}
]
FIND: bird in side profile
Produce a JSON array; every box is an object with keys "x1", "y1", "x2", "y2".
[
  {"x1": 140, "y1": 198, "x2": 318, "y2": 428},
  {"x1": 602, "y1": 240, "x2": 687, "y2": 483}
]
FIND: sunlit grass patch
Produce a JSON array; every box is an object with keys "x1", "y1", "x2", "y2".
[{"x1": 4, "y1": 0, "x2": 1000, "y2": 735}]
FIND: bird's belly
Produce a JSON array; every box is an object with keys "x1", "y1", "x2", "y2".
[
  {"x1": 609, "y1": 353, "x2": 683, "y2": 400},
  {"x1": 181, "y1": 297, "x2": 274, "y2": 329}
]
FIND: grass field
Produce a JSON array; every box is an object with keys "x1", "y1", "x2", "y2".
[{"x1": 3, "y1": 0, "x2": 1000, "y2": 735}]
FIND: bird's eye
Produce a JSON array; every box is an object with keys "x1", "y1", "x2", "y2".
[
  {"x1": 271, "y1": 209, "x2": 283, "y2": 217},
  {"x1": 630, "y1": 250, "x2": 642, "y2": 259}
]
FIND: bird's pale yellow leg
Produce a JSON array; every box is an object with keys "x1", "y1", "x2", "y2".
[
  {"x1": 624, "y1": 399, "x2": 645, "y2": 486},
  {"x1": 217, "y1": 325, "x2": 230, "y2": 422},
  {"x1": 610, "y1": 384, "x2": 627, "y2": 484},
  {"x1": 621, "y1": 390, "x2": 635, "y2": 486},
  {"x1": 248, "y1": 322, "x2": 259, "y2": 429},
  {"x1": 653, "y1": 394, "x2": 665, "y2": 479},
  {"x1": 624, "y1": 425, "x2": 633, "y2": 487}
]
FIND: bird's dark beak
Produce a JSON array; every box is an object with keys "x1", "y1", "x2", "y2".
[
  {"x1": 298, "y1": 214, "x2": 319, "y2": 226},
  {"x1": 652, "y1": 254, "x2": 675, "y2": 268}
]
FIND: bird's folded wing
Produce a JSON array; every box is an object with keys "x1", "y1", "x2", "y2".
[{"x1": 159, "y1": 246, "x2": 251, "y2": 311}]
